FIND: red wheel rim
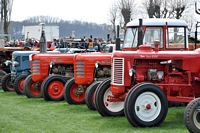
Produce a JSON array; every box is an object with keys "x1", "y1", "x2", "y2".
[
  {"x1": 6, "y1": 78, "x2": 14, "y2": 91},
  {"x1": 29, "y1": 81, "x2": 41, "y2": 96},
  {"x1": 18, "y1": 79, "x2": 25, "y2": 93},
  {"x1": 48, "y1": 81, "x2": 64, "y2": 98},
  {"x1": 70, "y1": 83, "x2": 86, "y2": 102}
]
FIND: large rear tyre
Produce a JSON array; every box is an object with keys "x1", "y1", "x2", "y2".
[
  {"x1": 14, "y1": 74, "x2": 28, "y2": 95},
  {"x1": 24, "y1": 75, "x2": 42, "y2": 98},
  {"x1": 85, "y1": 81, "x2": 101, "y2": 110},
  {"x1": 95, "y1": 78, "x2": 124, "y2": 116},
  {"x1": 64, "y1": 78, "x2": 85, "y2": 104},
  {"x1": 0, "y1": 70, "x2": 7, "y2": 89},
  {"x1": 41, "y1": 75, "x2": 67, "y2": 101},
  {"x1": 1, "y1": 73, "x2": 14, "y2": 91},
  {"x1": 184, "y1": 98, "x2": 200, "y2": 133},
  {"x1": 124, "y1": 83, "x2": 168, "y2": 127}
]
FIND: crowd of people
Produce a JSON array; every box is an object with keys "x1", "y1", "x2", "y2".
[
  {"x1": 4, "y1": 38, "x2": 20, "y2": 47},
  {"x1": 49, "y1": 36, "x2": 108, "y2": 52},
  {"x1": 3, "y1": 36, "x2": 114, "y2": 52}
]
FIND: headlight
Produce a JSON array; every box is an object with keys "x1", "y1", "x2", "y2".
[
  {"x1": 12, "y1": 61, "x2": 19, "y2": 67},
  {"x1": 49, "y1": 62, "x2": 54, "y2": 68},
  {"x1": 129, "y1": 68, "x2": 135, "y2": 76},
  {"x1": 95, "y1": 61, "x2": 100, "y2": 68}
]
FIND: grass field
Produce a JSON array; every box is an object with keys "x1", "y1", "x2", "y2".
[{"x1": 0, "y1": 90, "x2": 189, "y2": 133}]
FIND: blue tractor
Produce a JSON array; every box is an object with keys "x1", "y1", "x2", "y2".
[{"x1": 2, "y1": 51, "x2": 40, "y2": 94}]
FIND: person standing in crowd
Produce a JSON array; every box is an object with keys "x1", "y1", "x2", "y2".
[
  {"x1": 93, "y1": 38, "x2": 101, "y2": 52},
  {"x1": 4, "y1": 38, "x2": 9, "y2": 47},
  {"x1": 8, "y1": 40, "x2": 14, "y2": 47},
  {"x1": 58, "y1": 38, "x2": 65, "y2": 48},
  {"x1": 13, "y1": 39, "x2": 20, "y2": 47},
  {"x1": 23, "y1": 38, "x2": 34, "y2": 47},
  {"x1": 51, "y1": 39, "x2": 58, "y2": 47}
]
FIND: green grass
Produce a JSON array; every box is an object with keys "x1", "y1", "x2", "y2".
[{"x1": 0, "y1": 90, "x2": 189, "y2": 133}]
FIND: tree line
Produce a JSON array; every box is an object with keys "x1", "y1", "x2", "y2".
[{"x1": 8, "y1": 16, "x2": 112, "y2": 41}]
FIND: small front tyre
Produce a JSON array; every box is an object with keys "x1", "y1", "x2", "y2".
[
  {"x1": 14, "y1": 74, "x2": 28, "y2": 95},
  {"x1": 85, "y1": 81, "x2": 102, "y2": 110},
  {"x1": 64, "y1": 78, "x2": 85, "y2": 104},
  {"x1": 1, "y1": 73, "x2": 14, "y2": 91},
  {"x1": 184, "y1": 98, "x2": 200, "y2": 133},
  {"x1": 124, "y1": 83, "x2": 168, "y2": 127},
  {"x1": 95, "y1": 78, "x2": 124, "y2": 116},
  {"x1": 24, "y1": 75, "x2": 42, "y2": 98},
  {"x1": 42, "y1": 75, "x2": 67, "y2": 101}
]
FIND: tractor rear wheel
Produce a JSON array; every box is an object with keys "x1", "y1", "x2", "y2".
[
  {"x1": 124, "y1": 83, "x2": 168, "y2": 127},
  {"x1": 14, "y1": 74, "x2": 28, "y2": 95},
  {"x1": 1, "y1": 73, "x2": 14, "y2": 91},
  {"x1": 41, "y1": 75, "x2": 67, "y2": 101},
  {"x1": 64, "y1": 78, "x2": 85, "y2": 104},
  {"x1": 24, "y1": 75, "x2": 42, "y2": 98},
  {"x1": 184, "y1": 98, "x2": 200, "y2": 133},
  {"x1": 85, "y1": 81, "x2": 102, "y2": 110},
  {"x1": 0, "y1": 70, "x2": 7, "y2": 89},
  {"x1": 95, "y1": 78, "x2": 124, "y2": 116}
]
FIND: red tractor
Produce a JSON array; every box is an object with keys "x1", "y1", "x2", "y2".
[
  {"x1": 24, "y1": 53, "x2": 75, "y2": 99},
  {"x1": 63, "y1": 19, "x2": 190, "y2": 111},
  {"x1": 81, "y1": 18, "x2": 190, "y2": 110},
  {"x1": 63, "y1": 52, "x2": 112, "y2": 105},
  {"x1": 93, "y1": 19, "x2": 200, "y2": 127}
]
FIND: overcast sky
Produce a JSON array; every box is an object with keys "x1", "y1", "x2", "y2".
[{"x1": 11, "y1": 0, "x2": 115, "y2": 24}]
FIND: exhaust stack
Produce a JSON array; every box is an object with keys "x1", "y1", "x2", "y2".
[
  {"x1": 116, "y1": 25, "x2": 120, "y2": 50},
  {"x1": 137, "y1": 19, "x2": 143, "y2": 47},
  {"x1": 39, "y1": 23, "x2": 47, "y2": 53}
]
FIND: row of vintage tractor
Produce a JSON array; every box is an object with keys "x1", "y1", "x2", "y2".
[{"x1": 1, "y1": 18, "x2": 200, "y2": 133}]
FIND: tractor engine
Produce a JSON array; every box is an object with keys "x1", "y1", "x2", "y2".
[
  {"x1": 133, "y1": 59, "x2": 165, "y2": 82},
  {"x1": 51, "y1": 64, "x2": 73, "y2": 78},
  {"x1": 147, "y1": 69, "x2": 164, "y2": 81},
  {"x1": 95, "y1": 66, "x2": 111, "y2": 80}
]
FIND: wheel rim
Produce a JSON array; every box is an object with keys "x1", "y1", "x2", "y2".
[
  {"x1": 103, "y1": 88, "x2": 124, "y2": 112},
  {"x1": 18, "y1": 79, "x2": 25, "y2": 92},
  {"x1": 30, "y1": 81, "x2": 41, "y2": 96},
  {"x1": 70, "y1": 84, "x2": 85, "y2": 102},
  {"x1": 48, "y1": 81, "x2": 64, "y2": 98},
  {"x1": 193, "y1": 108, "x2": 200, "y2": 129},
  {"x1": 6, "y1": 78, "x2": 14, "y2": 91},
  {"x1": 135, "y1": 91, "x2": 161, "y2": 122}
]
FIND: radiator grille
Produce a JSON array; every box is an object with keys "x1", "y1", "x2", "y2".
[
  {"x1": 76, "y1": 60, "x2": 85, "y2": 77},
  {"x1": 32, "y1": 60, "x2": 40, "y2": 74},
  {"x1": 112, "y1": 58, "x2": 124, "y2": 85}
]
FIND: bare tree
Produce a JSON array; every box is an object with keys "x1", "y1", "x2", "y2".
[
  {"x1": 118, "y1": 0, "x2": 135, "y2": 28},
  {"x1": 0, "y1": 0, "x2": 13, "y2": 39},
  {"x1": 168, "y1": 0, "x2": 191, "y2": 19},
  {"x1": 143, "y1": 0, "x2": 162, "y2": 18},
  {"x1": 107, "y1": 3, "x2": 118, "y2": 40},
  {"x1": 142, "y1": 0, "x2": 193, "y2": 19}
]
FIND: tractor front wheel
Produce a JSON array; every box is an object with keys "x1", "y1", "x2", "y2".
[
  {"x1": 184, "y1": 98, "x2": 200, "y2": 133},
  {"x1": 41, "y1": 75, "x2": 67, "y2": 101},
  {"x1": 64, "y1": 78, "x2": 85, "y2": 104},
  {"x1": 14, "y1": 74, "x2": 28, "y2": 95},
  {"x1": 85, "y1": 81, "x2": 102, "y2": 110},
  {"x1": 124, "y1": 83, "x2": 168, "y2": 127},
  {"x1": 24, "y1": 75, "x2": 42, "y2": 98},
  {"x1": 0, "y1": 70, "x2": 7, "y2": 89},
  {"x1": 1, "y1": 73, "x2": 14, "y2": 91},
  {"x1": 95, "y1": 78, "x2": 124, "y2": 116}
]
